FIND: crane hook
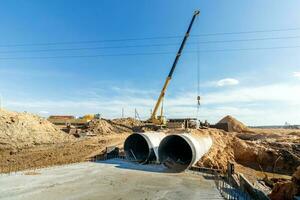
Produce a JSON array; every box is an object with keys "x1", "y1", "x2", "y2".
[{"x1": 197, "y1": 95, "x2": 201, "y2": 106}]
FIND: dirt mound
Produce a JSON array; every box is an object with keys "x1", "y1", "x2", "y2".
[
  {"x1": 0, "y1": 134, "x2": 128, "y2": 173},
  {"x1": 195, "y1": 128, "x2": 300, "y2": 175},
  {"x1": 194, "y1": 129, "x2": 235, "y2": 171},
  {"x1": 85, "y1": 119, "x2": 116, "y2": 135},
  {"x1": 217, "y1": 115, "x2": 250, "y2": 132},
  {"x1": 112, "y1": 117, "x2": 143, "y2": 128},
  {"x1": 269, "y1": 165, "x2": 300, "y2": 200},
  {"x1": 0, "y1": 109, "x2": 74, "y2": 150},
  {"x1": 85, "y1": 118, "x2": 141, "y2": 135}
]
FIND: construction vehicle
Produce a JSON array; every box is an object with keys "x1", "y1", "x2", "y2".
[
  {"x1": 149, "y1": 10, "x2": 200, "y2": 126},
  {"x1": 48, "y1": 114, "x2": 100, "y2": 126}
]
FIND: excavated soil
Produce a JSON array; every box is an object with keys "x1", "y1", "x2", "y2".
[
  {"x1": 195, "y1": 116, "x2": 300, "y2": 176},
  {"x1": 0, "y1": 109, "x2": 74, "y2": 150},
  {"x1": 269, "y1": 166, "x2": 300, "y2": 200},
  {"x1": 193, "y1": 128, "x2": 235, "y2": 171},
  {"x1": 193, "y1": 125, "x2": 299, "y2": 199},
  {"x1": 217, "y1": 115, "x2": 251, "y2": 132},
  {"x1": 195, "y1": 128, "x2": 300, "y2": 175},
  {"x1": 84, "y1": 117, "x2": 143, "y2": 135},
  {"x1": 0, "y1": 134, "x2": 128, "y2": 173},
  {"x1": 0, "y1": 109, "x2": 129, "y2": 173},
  {"x1": 1, "y1": 110, "x2": 299, "y2": 199},
  {"x1": 111, "y1": 117, "x2": 143, "y2": 128},
  {"x1": 85, "y1": 119, "x2": 116, "y2": 135}
]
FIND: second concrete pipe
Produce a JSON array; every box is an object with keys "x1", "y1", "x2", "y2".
[
  {"x1": 158, "y1": 133, "x2": 212, "y2": 172},
  {"x1": 124, "y1": 132, "x2": 212, "y2": 171}
]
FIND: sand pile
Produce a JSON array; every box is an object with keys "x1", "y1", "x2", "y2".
[
  {"x1": 217, "y1": 115, "x2": 250, "y2": 133},
  {"x1": 0, "y1": 109, "x2": 74, "y2": 150},
  {"x1": 194, "y1": 129, "x2": 235, "y2": 171},
  {"x1": 269, "y1": 165, "x2": 300, "y2": 200},
  {"x1": 86, "y1": 119, "x2": 116, "y2": 135},
  {"x1": 85, "y1": 118, "x2": 141, "y2": 135},
  {"x1": 195, "y1": 128, "x2": 300, "y2": 174},
  {"x1": 112, "y1": 117, "x2": 143, "y2": 128}
]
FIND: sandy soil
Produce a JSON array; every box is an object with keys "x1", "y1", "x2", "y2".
[
  {"x1": 0, "y1": 134, "x2": 128, "y2": 173},
  {"x1": 195, "y1": 127, "x2": 300, "y2": 175},
  {"x1": 0, "y1": 110, "x2": 134, "y2": 173},
  {"x1": 0, "y1": 109, "x2": 74, "y2": 150}
]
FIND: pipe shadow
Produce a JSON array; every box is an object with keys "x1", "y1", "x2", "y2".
[
  {"x1": 202, "y1": 174, "x2": 216, "y2": 180},
  {"x1": 95, "y1": 159, "x2": 176, "y2": 174}
]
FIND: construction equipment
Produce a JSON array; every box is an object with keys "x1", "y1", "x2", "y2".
[
  {"x1": 48, "y1": 114, "x2": 99, "y2": 126},
  {"x1": 149, "y1": 10, "x2": 200, "y2": 125}
]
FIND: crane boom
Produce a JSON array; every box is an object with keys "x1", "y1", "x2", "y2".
[{"x1": 150, "y1": 10, "x2": 200, "y2": 125}]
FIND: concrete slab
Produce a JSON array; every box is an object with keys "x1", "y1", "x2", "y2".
[{"x1": 0, "y1": 159, "x2": 223, "y2": 200}]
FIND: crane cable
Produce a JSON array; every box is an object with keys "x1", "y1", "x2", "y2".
[{"x1": 196, "y1": 40, "x2": 201, "y2": 120}]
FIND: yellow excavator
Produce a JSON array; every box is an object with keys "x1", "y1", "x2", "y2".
[{"x1": 149, "y1": 10, "x2": 200, "y2": 126}]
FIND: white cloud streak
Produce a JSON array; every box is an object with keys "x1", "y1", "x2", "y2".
[
  {"x1": 202, "y1": 78, "x2": 240, "y2": 87},
  {"x1": 3, "y1": 83, "x2": 300, "y2": 125},
  {"x1": 293, "y1": 71, "x2": 300, "y2": 78},
  {"x1": 216, "y1": 78, "x2": 239, "y2": 87},
  {"x1": 39, "y1": 110, "x2": 49, "y2": 114}
]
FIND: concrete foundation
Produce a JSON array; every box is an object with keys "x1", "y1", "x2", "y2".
[{"x1": 0, "y1": 159, "x2": 222, "y2": 200}]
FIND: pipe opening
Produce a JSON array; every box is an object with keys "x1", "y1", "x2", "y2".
[
  {"x1": 124, "y1": 134, "x2": 150, "y2": 163},
  {"x1": 158, "y1": 135, "x2": 193, "y2": 172}
]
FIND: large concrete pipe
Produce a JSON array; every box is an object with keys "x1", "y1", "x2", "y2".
[
  {"x1": 124, "y1": 132, "x2": 165, "y2": 164},
  {"x1": 158, "y1": 133, "x2": 212, "y2": 172}
]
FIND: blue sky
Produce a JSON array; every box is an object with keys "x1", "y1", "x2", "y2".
[{"x1": 1, "y1": 0, "x2": 300, "y2": 125}]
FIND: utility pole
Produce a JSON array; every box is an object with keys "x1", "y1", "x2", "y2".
[
  {"x1": 122, "y1": 108, "x2": 124, "y2": 118},
  {"x1": 135, "y1": 108, "x2": 141, "y2": 120}
]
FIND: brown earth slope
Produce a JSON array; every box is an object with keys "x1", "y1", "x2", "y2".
[
  {"x1": 0, "y1": 109, "x2": 74, "y2": 150},
  {"x1": 0, "y1": 109, "x2": 129, "y2": 173},
  {"x1": 0, "y1": 134, "x2": 128, "y2": 173},
  {"x1": 269, "y1": 166, "x2": 300, "y2": 200},
  {"x1": 195, "y1": 117, "x2": 300, "y2": 176},
  {"x1": 84, "y1": 117, "x2": 143, "y2": 135}
]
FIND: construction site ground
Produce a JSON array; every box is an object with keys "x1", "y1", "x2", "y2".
[
  {"x1": 1, "y1": 109, "x2": 299, "y2": 199},
  {"x1": 0, "y1": 159, "x2": 223, "y2": 200},
  {"x1": 0, "y1": 134, "x2": 128, "y2": 173}
]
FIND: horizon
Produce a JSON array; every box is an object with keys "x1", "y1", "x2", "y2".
[{"x1": 1, "y1": 0, "x2": 300, "y2": 126}]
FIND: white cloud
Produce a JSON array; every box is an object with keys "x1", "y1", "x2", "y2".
[
  {"x1": 204, "y1": 83, "x2": 300, "y2": 105},
  {"x1": 4, "y1": 82, "x2": 300, "y2": 125},
  {"x1": 216, "y1": 78, "x2": 239, "y2": 87},
  {"x1": 293, "y1": 71, "x2": 300, "y2": 78},
  {"x1": 39, "y1": 110, "x2": 49, "y2": 114},
  {"x1": 164, "y1": 83, "x2": 300, "y2": 108}
]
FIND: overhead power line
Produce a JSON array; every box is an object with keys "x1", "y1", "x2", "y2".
[
  {"x1": 192, "y1": 27, "x2": 300, "y2": 37},
  {"x1": 0, "y1": 35, "x2": 300, "y2": 54},
  {"x1": 0, "y1": 27, "x2": 299, "y2": 47},
  {"x1": 0, "y1": 45, "x2": 299, "y2": 60}
]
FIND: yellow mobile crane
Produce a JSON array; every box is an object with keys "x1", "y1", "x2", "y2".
[{"x1": 149, "y1": 10, "x2": 200, "y2": 126}]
